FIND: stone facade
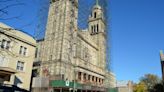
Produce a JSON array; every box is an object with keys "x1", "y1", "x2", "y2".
[
  {"x1": 33, "y1": 0, "x2": 109, "y2": 91},
  {"x1": 40, "y1": 0, "x2": 78, "y2": 81}
]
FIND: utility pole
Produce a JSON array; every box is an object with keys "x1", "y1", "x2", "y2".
[{"x1": 73, "y1": 65, "x2": 76, "y2": 92}]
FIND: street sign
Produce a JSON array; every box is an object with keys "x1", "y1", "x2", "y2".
[{"x1": 65, "y1": 80, "x2": 70, "y2": 86}]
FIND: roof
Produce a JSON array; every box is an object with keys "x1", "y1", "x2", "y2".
[
  {"x1": 77, "y1": 29, "x2": 98, "y2": 50},
  {"x1": 0, "y1": 22, "x2": 36, "y2": 46}
]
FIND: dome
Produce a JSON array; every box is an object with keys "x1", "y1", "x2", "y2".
[{"x1": 93, "y1": 5, "x2": 102, "y2": 9}]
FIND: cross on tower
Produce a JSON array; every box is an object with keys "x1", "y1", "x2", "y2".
[{"x1": 96, "y1": 0, "x2": 99, "y2": 6}]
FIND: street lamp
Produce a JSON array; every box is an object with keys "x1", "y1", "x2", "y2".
[{"x1": 73, "y1": 65, "x2": 76, "y2": 92}]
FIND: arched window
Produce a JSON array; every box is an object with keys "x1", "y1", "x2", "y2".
[
  {"x1": 97, "y1": 24, "x2": 99, "y2": 33},
  {"x1": 91, "y1": 26, "x2": 94, "y2": 33},
  {"x1": 94, "y1": 12, "x2": 97, "y2": 18},
  {"x1": 94, "y1": 25, "x2": 96, "y2": 33}
]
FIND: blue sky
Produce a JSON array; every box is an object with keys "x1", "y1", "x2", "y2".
[
  {"x1": 110, "y1": 0, "x2": 164, "y2": 82},
  {"x1": 0, "y1": 0, "x2": 164, "y2": 82}
]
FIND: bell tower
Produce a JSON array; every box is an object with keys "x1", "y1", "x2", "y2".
[
  {"x1": 88, "y1": 0, "x2": 105, "y2": 35},
  {"x1": 88, "y1": 0, "x2": 107, "y2": 69}
]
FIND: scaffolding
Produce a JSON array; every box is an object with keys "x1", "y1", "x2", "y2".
[
  {"x1": 35, "y1": 0, "x2": 110, "y2": 70},
  {"x1": 33, "y1": 0, "x2": 111, "y2": 91}
]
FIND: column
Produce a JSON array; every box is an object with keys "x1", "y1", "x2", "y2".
[
  {"x1": 76, "y1": 71, "x2": 78, "y2": 81},
  {"x1": 81, "y1": 72, "x2": 84, "y2": 83},
  {"x1": 86, "y1": 74, "x2": 89, "y2": 82},
  {"x1": 90, "y1": 75, "x2": 92, "y2": 83}
]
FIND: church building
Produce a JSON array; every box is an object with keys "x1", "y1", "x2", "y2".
[{"x1": 32, "y1": 0, "x2": 112, "y2": 92}]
